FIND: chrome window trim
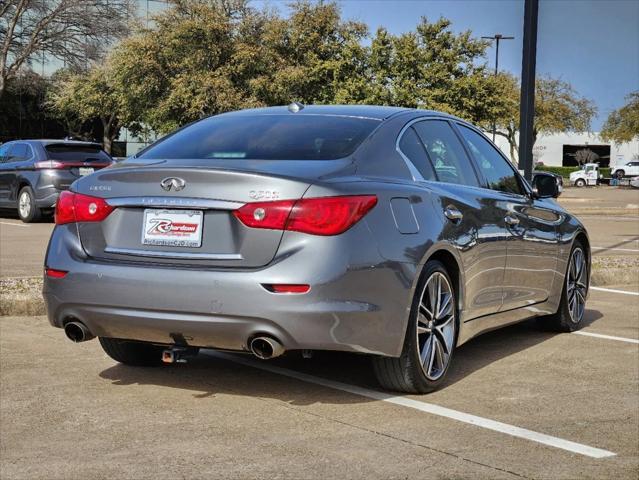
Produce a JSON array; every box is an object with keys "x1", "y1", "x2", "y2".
[
  {"x1": 105, "y1": 197, "x2": 244, "y2": 210},
  {"x1": 104, "y1": 247, "x2": 243, "y2": 260}
]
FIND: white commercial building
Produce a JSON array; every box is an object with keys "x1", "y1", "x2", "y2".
[{"x1": 493, "y1": 132, "x2": 639, "y2": 169}]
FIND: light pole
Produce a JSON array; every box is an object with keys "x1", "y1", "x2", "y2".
[{"x1": 482, "y1": 34, "x2": 514, "y2": 141}]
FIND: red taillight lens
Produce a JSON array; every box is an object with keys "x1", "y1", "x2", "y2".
[
  {"x1": 45, "y1": 268, "x2": 68, "y2": 278},
  {"x1": 55, "y1": 191, "x2": 114, "y2": 225},
  {"x1": 34, "y1": 160, "x2": 65, "y2": 169},
  {"x1": 233, "y1": 195, "x2": 377, "y2": 236},
  {"x1": 264, "y1": 284, "x2": 311, "y2": 294},
  {"x1": 287, "y1": 195, "x2": 378, "y2": 236},
  {"x1": 233, "y1": 199, "x2": 296, "y2": 229}
]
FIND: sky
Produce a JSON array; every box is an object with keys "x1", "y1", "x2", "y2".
[{"x1": 262, "y1": 0, "x2": 639, "y2": 130}]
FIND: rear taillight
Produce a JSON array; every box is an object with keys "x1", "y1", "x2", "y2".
[
  {"x1": 34, "y1": 160, "x2": 65, "y2": 169},
  {"x1": 55, "y1": 191, "x2": 114, "y2": 225},
  {"x1": 233, "y1": 195, "x2": 377, "y2": 236},
  {"x1": 263, "y1": 284, "x2": 311, "y2": 294}
]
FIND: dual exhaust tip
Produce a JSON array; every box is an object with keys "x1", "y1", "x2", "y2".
[
  {"x1": 64, "y1": 321, "x2": 95, "y2": 343},
  {"x1": 64, "y1": 322, "x2": 284, "y2": 361},
  {"x1": 249, "y1": 336, "x2": 285, "y2": 360}
]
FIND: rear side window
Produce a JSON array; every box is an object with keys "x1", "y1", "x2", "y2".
[
  {"x1": 412, "y1": 120, "x2": 480, "y2": 187},
  {"x1": 398, "y1": 127, "x2": 436, "y2": 181},
  {"x1": 8, "y1": 143, "x2": 32, "y2": 161},
  {"x1": 45, "y1": 144, "x2": 111, "y2": 162},
  {"x1": 458, "y1": 125, "x2": 524, "y2": 196},
  {"x1": 139, "y1": 114, "x2": 380, "y2": 161}
]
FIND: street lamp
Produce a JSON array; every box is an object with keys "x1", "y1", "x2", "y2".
[{"x1": 482, "y1": 34, "x2": 515, "y2": 141}]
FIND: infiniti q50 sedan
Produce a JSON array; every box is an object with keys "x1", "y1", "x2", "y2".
[{"x1": 43, "y1": 105, "x2": 590, "y2": 393}]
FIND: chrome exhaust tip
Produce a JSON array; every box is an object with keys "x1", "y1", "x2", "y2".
[
  {"x1": 64, "y1": 321, "x2": 95, "y2": 343},
  {"x1": 249, "y1": 336, "x2": 285, "y2": 360}
]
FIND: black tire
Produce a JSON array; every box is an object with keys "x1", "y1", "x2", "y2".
[
  {"x1": 575, "y1": 179, "x2": 586, "y2": 188},
  {"x1": 99, "y1": 337, "x2": 166, "y2": 366},
  {"x1": 537, "y1": 241, "x2": 588, "y2": 332},
  {"x1": 17, "y1": 186, "x2": 41, "y2": 223},
  {"x1": 373, "y1": 260, "x2": 458, "y2": 394},
  {"x1": 616, "y1": 170, "x2": 625, "y2": 180}
]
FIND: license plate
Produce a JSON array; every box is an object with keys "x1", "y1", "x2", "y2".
[
  {"x1": 142, "y1": 209, "x2": 203, "y2": 248},
  {"x1": 78, "y1": 167, "x2": 94, "y2": 176}
]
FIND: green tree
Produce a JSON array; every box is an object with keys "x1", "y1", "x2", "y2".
[
  {"x1": 493, "y1": 74, "x2": 597, "y2": 164},
  {"x1": 48, "y1": 65, "x2": 123, "y2": 153},
  {"x1": 601, "y1": 91, "x2": 639, "y2": 143},
  {"x1": 362, "y1": 18, "x2": 496, "y2": 124}
]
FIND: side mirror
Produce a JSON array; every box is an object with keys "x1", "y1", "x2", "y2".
[{"x1": 532, "y1": 172, "x2": 560, "y2": 199}]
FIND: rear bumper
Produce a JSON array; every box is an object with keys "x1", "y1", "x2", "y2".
[{"x1": 43, "y1": 224, "x2": 415, "y2": 357}]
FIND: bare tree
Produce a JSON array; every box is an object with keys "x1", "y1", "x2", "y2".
[
  {"x1": 0, "y1": 0, "x2": 134, "y2": 98},
  {"x1": 574, "y1": 148, "x2": 599, "y2": 167}
]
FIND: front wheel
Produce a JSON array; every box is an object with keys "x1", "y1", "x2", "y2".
[
  {"x1": 575, "y1": 178, "x2": 586, "y2": 187},
  {"x1": 373, "y1": 260, "x2": 457, "y2": 394}
]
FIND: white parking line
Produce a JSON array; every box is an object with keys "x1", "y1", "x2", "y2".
[
  {"x1": 0, "y1": 221, "x2": 30, "y2": 228},
  {"x1": 592, "y1": 246, "x2": 639, "y2": 253},
  {"x1": 207, "y1": 351, "x2": 616, "y2": 459},
  {"x1": 573, "y1": 331, "x2": 639, "y2": 344},
  {"x1": 591, "y1": 286, "x2": 639, "y2": 296}
]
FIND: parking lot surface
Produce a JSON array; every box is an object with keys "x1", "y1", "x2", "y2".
[
  {"x1": 1, "y1": 287, "x2": 637, "y2": 479},
  {"x1": 1, "y1": 186, "x2": 638, "y2": 479}
]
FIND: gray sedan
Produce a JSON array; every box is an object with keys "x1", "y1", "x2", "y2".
[{"x1": 43, "y1": 105, "x2": 590, "y2": 393}]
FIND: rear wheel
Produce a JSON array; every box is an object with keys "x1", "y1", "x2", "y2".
[
  {"x1": 575, "y1": 178, "x2": 586, "y2": 187},
  {"x1": 373, "y1": 261, "x2": 457, "y2": 393},
  {"x1": 17, "y1": 186, "x2": 41, "y2": 223},
  {"x1": 616, "y1": 170, "x2": 625, "y2": 179},
  {"x1": 99, "y1": 337, "x2": 165, "y2": 366},
  {"x1": 538, "y1": 242, "x2": 588, "y2": 332}
]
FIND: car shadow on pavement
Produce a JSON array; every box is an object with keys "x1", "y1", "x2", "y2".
[{"x1": 98, "y1": 309, "x2": 603, "y2": 402}]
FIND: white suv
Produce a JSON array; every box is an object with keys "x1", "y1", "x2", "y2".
[{"x1": 611, "y1": 161, "x2": 639, "y2": 179}]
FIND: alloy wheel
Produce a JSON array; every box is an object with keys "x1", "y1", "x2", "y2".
[
  {"x1": 566, "y1": 247, "x2": 587, "y2": 323},
  {"x1": 19, "y1": 191, "x2": 31, "y2": 219},
  {"x1": 417, "y1": 272, "x2": 456, "y2": 380}
]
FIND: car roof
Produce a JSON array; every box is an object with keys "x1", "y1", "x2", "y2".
[
  {"x1": 23, "y1": 139, "x2": 103, "y2": 147},
  {"x1": 221, "y1": 104, "x2": 419, "y2": 121}
]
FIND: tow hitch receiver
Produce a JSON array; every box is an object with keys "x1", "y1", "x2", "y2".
[{"x1": 161, "y1": 346, "x2": 199, "y2": 364}]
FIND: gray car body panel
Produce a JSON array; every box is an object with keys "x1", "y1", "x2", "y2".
[{"x1": 43, "y1": 106, "x2": 590, "y2": 357}]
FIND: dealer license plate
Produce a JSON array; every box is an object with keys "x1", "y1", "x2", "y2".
[{"x1": 142, "y1": 209, "x2": 203, "y2": 248}]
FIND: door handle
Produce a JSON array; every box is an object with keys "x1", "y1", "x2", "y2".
[
  {"x1": 444, "y1": 205, "x2": 463, "y2": 222},
  {"x1": 504, "y1": 214, "x2": 520, "y2": 226}
]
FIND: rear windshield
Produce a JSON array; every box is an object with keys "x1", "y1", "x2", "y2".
[
  {"x1": 138, "y1": 114, "x2": 380, "y2": 161},
  {"x1": 45, "y1": 144, "x2": 111, "y2": 162}
]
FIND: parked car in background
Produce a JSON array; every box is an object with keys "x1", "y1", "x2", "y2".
[
  {"x1": 44, "y1": 105, "x2": 590, "y2": 394},
  {"x1": 569, "y1": 163, "x2": 601, "y2": 187},
  {"x1": 611, "y1": 160, "x2": 639, "y2": 180},
  {"x1": 0, "y1": 140, "x2": 113, "y2": 222}
]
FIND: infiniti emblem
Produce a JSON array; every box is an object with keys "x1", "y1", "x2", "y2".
[{"x1": 160, "y1": 177, "x2": 186, "y2": 192}]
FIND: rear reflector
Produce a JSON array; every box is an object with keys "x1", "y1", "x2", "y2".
[
  {"x1": 263, "y1": 284, "x2": 311, "y2": 294},
  {"x1": 234, "y1": 195, "x2": 377, "y2": 236},
  {"x1": 45, "y1": 268, "x2": 68, "y2": 279},
  {"x1": 55, "y1": 191, "x2": 114, "y2": 225}
]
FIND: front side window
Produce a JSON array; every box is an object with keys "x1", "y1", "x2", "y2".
[
  {"x1": 412, "y1": 120, "x2": 480, "y2": 187},
  {"x1": 398, "y1": 127, "x2": 437, "y2": 181},
  {"x1": 0, "y1": 143, "x2": 12, "y2": 162},
  {"x1": 458, "y1": 125, "x2": 524, "y2": 196},
  {"x1": 139, "y1": 114, "x2": 380, "y2": 161}
]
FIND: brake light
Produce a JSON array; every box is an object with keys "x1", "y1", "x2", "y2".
[
  {"x1": 55, "y1": 191, "x2": 114, "y2": 225},
  {"x1": 233, "y1": 195, "x2": 377, "y2": 236},
  {"x1": 34, "y1": 160, "x2": 65, "y2": 169}
]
